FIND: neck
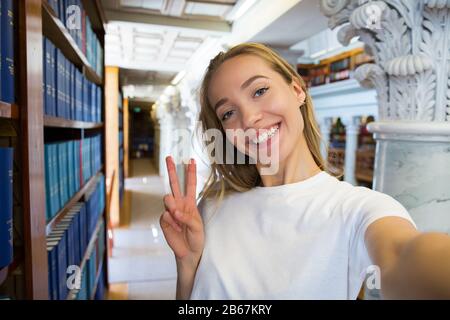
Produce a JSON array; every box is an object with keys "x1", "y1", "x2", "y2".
[{"x1": 256, "y1": 134, "x2": 322, "y2": 187}]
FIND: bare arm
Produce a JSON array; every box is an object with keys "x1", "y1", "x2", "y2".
[
  {"x1": 176, "y1": 257, "x2": 201, "y2": 300},
  {"x1": 365, "y1": 217, "x2": 450, "y2": 299}
]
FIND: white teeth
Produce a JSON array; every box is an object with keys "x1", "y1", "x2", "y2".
[{"x1": 251, "y1": 125, "x2": 279, "y2": 145}]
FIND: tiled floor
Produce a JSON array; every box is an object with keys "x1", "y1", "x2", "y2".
[{"x1": 107, "y1": 158, "x2": 177, "y2": 300}]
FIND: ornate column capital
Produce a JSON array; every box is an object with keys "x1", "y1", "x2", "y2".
[{"x1": 320, "y1": 0, "x2": 450, "y2": 122}]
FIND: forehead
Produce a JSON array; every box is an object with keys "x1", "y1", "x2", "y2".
[{"x1": 208, "y1": 54, "x2": 277, "y2": 99}]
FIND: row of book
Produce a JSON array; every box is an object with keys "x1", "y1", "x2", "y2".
[
  {"x1": 74, "y1": 220, "x2": 106, "y2": 300},
  {"x1": 46, "y1": 175, "x2": 105, "y2": 300},
  {"x1": 44, "y1": 135, "x2": 102, "y2": 222},
  {"x1": 43, "y1": 36, "x2": 102, "y2": 122},
  {"x1": 1, "y1": 0, "x2": 16, "y2": 103},
  {"x1": 329, "y1": 70, "x2": 352, "y2": 83},
  {"x1": 46, "y1": 0, "x2": 104, "y2": 77},
  {"x1": 0, "y1": 148, "x2": 13, "y2": 269}
]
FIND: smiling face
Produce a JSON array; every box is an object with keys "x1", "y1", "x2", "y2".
[{"x1": 208, "y1": 54, "x2": 306, "y2": 164}]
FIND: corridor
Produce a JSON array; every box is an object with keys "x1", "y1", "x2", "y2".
[{"x1": 107, "y1": 159, "x2": 176, "y2": 300}]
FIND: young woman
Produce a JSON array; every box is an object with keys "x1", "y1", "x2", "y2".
[{"x1": 160, "y1": 43, "x2": 450, "y2": 300}]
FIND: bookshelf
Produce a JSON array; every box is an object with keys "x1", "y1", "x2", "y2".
[
  {"x1": 44, "y1": 116, "x2": 103, "y2": 129},
  {"x1": 45, "y1": 169, "x2": 103, "y2": 236},
  {"x1": 298, "y1": 47, "x2": 374, "y2": 88},
  {"x1": 0, "y1": 0, "x2": 108, "y2": 300},
  {"x1": 326, "y1": 116, "x2": 376, "y2": 186}
]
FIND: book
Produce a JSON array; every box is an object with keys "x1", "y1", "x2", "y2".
[
  {"x1": 1, "y1": 0, "x2": 15, "y2": 103},
  {"x1": 47, "y1": 240, "x2": 59, "y2": 300},
  {"x1": 0, "y1": 148, "x2": 13, "y2": 268}
]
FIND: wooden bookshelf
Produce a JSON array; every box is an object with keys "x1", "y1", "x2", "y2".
[
  {"x1": 44, "y1": 116, "x2": 103, "y2": 129},
  {"x1": 45, "y1": 169, "x2": 103, "y2": 236},
  {"x1": 0, "y1": 0, "x2": 108, "y2": 300},
  {"x1": 41, "y1": 1, "x2": 102, "y2": 85},
  {"x1": 0, "y1": 102, "x2": 19, "y2": 119},
  {"x1": 298, "y1": 47, "x2": 374, "y2": 88}
]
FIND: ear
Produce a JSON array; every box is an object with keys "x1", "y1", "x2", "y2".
[{"x1": 291, "y1": 78, "x2": 306, "y2": 105}]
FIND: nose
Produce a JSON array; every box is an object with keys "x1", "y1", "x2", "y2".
[{"x1": 242, "y1": 106, "x2": 263, "y2": 130}]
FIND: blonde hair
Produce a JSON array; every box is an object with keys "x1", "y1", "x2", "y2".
[{"x1": 197, "y1": 43, "x2": 328, "y2": 206}]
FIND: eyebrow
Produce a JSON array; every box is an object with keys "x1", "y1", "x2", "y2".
[{"x1": 213, "y1": 75, "x2": 269, "y2": 111}]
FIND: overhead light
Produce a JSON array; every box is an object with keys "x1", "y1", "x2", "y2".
[
  {"x1": 226, "y1": 0, "x2": 258, "y2": 22},
  {"x1": 171, "y1": 70, "x2": 186, "y2": 85}
]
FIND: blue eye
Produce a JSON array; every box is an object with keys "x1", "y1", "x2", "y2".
[
  {"x1": 254, "y1": 87, "x2": 268, "y2": 97},
  {"x1": 221, "y1": 110, "x2": 234, "y2": 121}
]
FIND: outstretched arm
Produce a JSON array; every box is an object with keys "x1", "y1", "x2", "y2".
[{"x1": 365, "y1": 217, "x2": 450, "y2": 299}]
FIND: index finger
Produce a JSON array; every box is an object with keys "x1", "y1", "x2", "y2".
[
  {"x1": 185, "y1": 158, "x2": 197, "y2": 199},
  {"x1": 165, "y1": 156, "x2": 182, "y2": 198}
]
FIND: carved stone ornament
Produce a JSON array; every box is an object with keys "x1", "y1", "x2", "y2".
[{"x1": 320, "y1": 0, "x2": 450, "y2": 122}]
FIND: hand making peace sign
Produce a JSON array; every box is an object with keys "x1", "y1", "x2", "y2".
[{"x1": 160, "y1": 156, "x2": 205, "y2": 269}]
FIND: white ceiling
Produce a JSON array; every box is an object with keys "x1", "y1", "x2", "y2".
[
  {"x1": 102, "y1": 0, "x2": 334, "y2": 101},
  {"x1": 250, "y1": 0, "x2": 328, "y2": 48}
]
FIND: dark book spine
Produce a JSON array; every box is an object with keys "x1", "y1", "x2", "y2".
[
  {"x1": 1, "y1": 0, "x2": 15, "y2": 103},
  {"x1": 0, "y1": 148, "x2": 13, "y2": 268}
]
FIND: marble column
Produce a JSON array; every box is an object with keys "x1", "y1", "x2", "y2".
[
  {"x1": 320, "y1": 0, "x2": 450, "y2": 299},
  {"x1": 319, "y1": 117, "x2": 333, "y2": 161},
  {"x1": 342, "y1": 116, "x2": 361, "y2": 186}
]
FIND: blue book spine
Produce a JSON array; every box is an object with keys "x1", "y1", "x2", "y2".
[
  {"x1": 51, "y1": 143, "x2": 59, "y2": 217},
  {"x1": 57, "y1": 142, "x2": 64, "y2": 208},
  {"x1": 81, "y1": 204, "x2": 87, "y2": 256},
  {"x1": 55, "y1": 49, "x2": 63, "y2": 118},
  {"x1": 70, "y1": 64, "x2": 75, "y2": 121},
  {"x1": 67, "y1": 141, "x2": 74, "y2": 198},
  {"x1": 82, "y1": 78, "x2": 88, "y2": 122},
  {"x1": 45, "y1": 39, "x2": 52, "y2": 116},
  {"x1": 64, "y1": 142, "x2": 69, "y2": 203},
  {"x1": 50, "y1": 42, "x2": 56, "y2": 116},
  {"x1": 58, "y1": 232, "x2": 68, "y2": 300},
  {"x1": 78, "y1": 70, "x2": 83, "y2": 121},
  {"x1": 58, "y1": 0, "x2": 65, "y2": 26},
  {"x1": 50, "y1": 0, "x2": 59, "y2": 18},
  {"x1": 47, "y1": 243, "x2": 58, "y2": 300},
  {"x1": 1, "y1": 0, "x2": 16, "y2": 103},
  {"x1": 65, "y1": 57, "x2": 71, "y2": 120},
  {"x1": 74, "y1": 140, "x2": 80, "y2": 190},
  {"x1": 73, "y1": 211, "x2": 81, "y2": 266},
  {"x1": 0, "y1": 148, "x2": 13, "y2": 268},
  {"x1": 91, "y1": 83, "x2": 95, "y2": 122},
  {"x1": 43, "y1": 38, "x2": 47, "y2": 115},
  {"x1": 44, "y1": 144, "x2": 52, "y2": 222}
]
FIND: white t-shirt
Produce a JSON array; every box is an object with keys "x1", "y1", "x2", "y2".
[{"x1": 190, "y1": 171, "x2": 417, "y2": 300}]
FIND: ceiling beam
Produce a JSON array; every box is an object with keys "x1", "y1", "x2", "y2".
[{"x1": 104, "y1": 9, "x2": 231, "y2": 33}]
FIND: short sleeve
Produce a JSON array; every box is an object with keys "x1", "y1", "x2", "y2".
[{"x1": 347, "y1": 188, "x2": 417, "y2": 299}]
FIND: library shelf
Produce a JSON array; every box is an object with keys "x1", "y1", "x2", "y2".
[
  {"x1": 66, "y1": 215, "x2": 104, "y2": 300},
  {"x1": 44, "y1": 116, "x2": 103, "y2": 129},
  {"x1": 41, "y1": 1, "x2": 103, "y2": 85},
  {"x1": 45, "y1": 169, "x2": 104, "y2": 236},
  {"x1": 0, "y1": 102, "x2": 19, "y2": 120}
]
